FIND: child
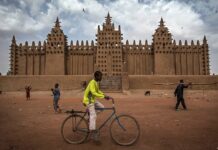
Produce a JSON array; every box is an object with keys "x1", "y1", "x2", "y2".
[
  {"x1": 51, "y1": 83, "x2": 61, "y2": 113},
  {"x1": 25, "y1": 85, "x2": 31, "y2": 100},
  {"x1": 83, "y1": 71, "x2": 110, "y2": 142}
]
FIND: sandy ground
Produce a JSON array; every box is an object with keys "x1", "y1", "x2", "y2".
[{"x1": 0, "y1": 89, "x2": 218, "y2": 150}]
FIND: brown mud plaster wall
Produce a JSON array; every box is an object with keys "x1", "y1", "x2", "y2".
[
  {"x1": 0, "y1": 75, "x2": 92, "y2": 91},
  {"x1": 129, "y1": 75, "x2": 218, "y2": 90}
]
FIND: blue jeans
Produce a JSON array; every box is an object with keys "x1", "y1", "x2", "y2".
[{"x1": 53, "y1": 96, "x2": 60, "y2": 111}]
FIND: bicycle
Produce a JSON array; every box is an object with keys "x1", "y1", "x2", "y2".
[{"x1": 61, "y1": 98, "x2": 140, "y2": 146}]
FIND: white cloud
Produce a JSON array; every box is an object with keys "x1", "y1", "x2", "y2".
[
  {"x1": 69, "y1": 27, "x2": 77, "y2": 35},
  {"x1": 0, "y1": 0, "x2": 218, "y2": 74},
  {"x1": 18, "y1": 0, "x2": 47, "y2": 16},
  {"x1": 0, "y1": 6, "x2": 42, "y2": 32},
  {"x1": 58, "y1": 0, "x2": 83, "y2": 12}
]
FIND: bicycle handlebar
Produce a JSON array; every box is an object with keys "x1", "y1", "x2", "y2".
[
  {"x1": 109, "y1": 97, "x2": 115, "y2": 106},
  {"x1": 111, "y1": 97, "x2": 114, "y2": 104}
]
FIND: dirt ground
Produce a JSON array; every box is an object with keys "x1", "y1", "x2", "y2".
[{"x1": 0, "y1": 89, "x2": 218, "y2": 150}]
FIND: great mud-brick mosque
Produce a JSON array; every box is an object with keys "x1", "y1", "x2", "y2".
[{"x1": 9, "y1": 13, "x2": 210, "y2": 76}]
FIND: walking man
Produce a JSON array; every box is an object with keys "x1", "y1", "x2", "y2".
[{"x1": 174, "y1": 79, "x2": 190, "y2": 111}]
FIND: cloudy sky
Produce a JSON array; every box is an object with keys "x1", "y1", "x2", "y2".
[{"x1": 0, "y1": 0, "x2": 218, "y2": 75}]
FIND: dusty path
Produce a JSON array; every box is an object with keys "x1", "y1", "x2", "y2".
[{"x1": 0, "y1": 90, "x2": 218, "y2": 150}]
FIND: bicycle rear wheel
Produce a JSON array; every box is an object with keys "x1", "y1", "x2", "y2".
[
  {"x1": 61, "y1": 114, "x2": 89, "y2": 144},
  {"x1": 110, "y1": 114, "x2": 140, "y2": 146}
]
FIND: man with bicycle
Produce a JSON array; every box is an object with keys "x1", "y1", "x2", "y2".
[{"x1": 83, "y1": 71, "x2": 110, "y2": 142}]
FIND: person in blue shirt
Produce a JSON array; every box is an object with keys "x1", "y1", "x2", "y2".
[{"x1": 51, "y1": 83, "x2": 61, "y2": 113}]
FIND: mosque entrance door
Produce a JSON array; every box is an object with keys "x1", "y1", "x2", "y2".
[{"x1": 99, "y1": 75, "x2": 122, "y2": 91}]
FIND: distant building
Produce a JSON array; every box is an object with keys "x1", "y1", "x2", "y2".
[{"x1": 9, "y1": 13, "x2": 210, "y2": 76}]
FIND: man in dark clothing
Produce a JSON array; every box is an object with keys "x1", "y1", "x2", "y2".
[{"x1": 174, "y1": 80, "x2": 190, "y2": 111}]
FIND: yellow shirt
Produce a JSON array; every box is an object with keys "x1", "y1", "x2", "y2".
[{"x1": 83, "y1": 79, "x2": 105, "y2": 105}]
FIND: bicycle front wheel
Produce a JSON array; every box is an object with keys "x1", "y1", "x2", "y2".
[
  {"x1": 61, "y1": 114, "x2": 89, "y2": 144},
  {"x1": 110, "y1": 114, "x2": 140, "y2": 146}
]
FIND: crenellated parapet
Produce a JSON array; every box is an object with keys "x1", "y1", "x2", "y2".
[
  {"x1": 173, "y1": 40, "x2": 204, "y2": 53},
  {"x1": 124, "y1": 40, "x2": 152, "y2": 55},
  {"x1": 17, "y1": 41, "x2": 46, "y2": 56},
  {"x1": 68, "y1": 40, "x2": 96, "y2": 55},
  {"x1": 171, "y1": 38, "x2": 209, "y2": 75}
]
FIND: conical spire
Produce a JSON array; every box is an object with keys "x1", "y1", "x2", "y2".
[
  {"x1": 203, "y1": 35, "x2": 207, "y2": 44},
  {"x1": 185, "y1": 40, "x2": 188, "y2": 45},
  {"x1": 32, "y1": 41, "x2": 35, "y2": 46},
  {"x1": 55, "y1": 17, "x2": 60, "y2": 28},
  {"x1": 38, "y1": 41, "x2": 41, "y2": 46},
  {"x1": 43, "y1": 41, "x2": 46, "y2": 47},
  {"x1": 91, "y1": 40, "x2": 94, "y2": 46},
  {"x1": 38, "y1": 41, "x2": 41, "y2": 51},
  {"x1": 76, "y1": 40, "x2": 79, "y2": 46},
  {"x1": 105, "y1": 12, "x2": 112, "y2": 25},
  {"x1": 126, "y1": 40, "x2": 129, "y2": 45},
  {"x1": 98, "y1": 25, "x2": 100, "y2": 32},
  {"x1": 43, "y1": 41, "x2": 46, "y2": 50},
  {"x1": 12, "y1": 35, "x2": 16, "y2": 44},
  {"x1": 31, "y1": 41, "x2": 35, "y2": 53},
  {"x1": 25, "y1": 41, "x2": 28, "y2": 46},
  {"x1": 159, "y1": 17, "x2": 164, "y2": 27}
]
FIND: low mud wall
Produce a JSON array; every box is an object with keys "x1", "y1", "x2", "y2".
[
  {"x1": 0, "y1": 75, "x2": 218, "y2": 91},
  {"x1": 0, "y1": 75, "x2": 92, "y2": 91},
  {"x1": 129, "y1": 75, "x2": 218, "y2": 90}
]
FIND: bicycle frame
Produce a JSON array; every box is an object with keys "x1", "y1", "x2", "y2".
[
  {"x1": 62, "y1": 98, "x2": 140, "y2": 146},
  {"x1": 72, "y1": 98, "x2": 124, "y2": 132},
  {"x1": 96, "y1": 107, "x2": 117, "y2": 130}
]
